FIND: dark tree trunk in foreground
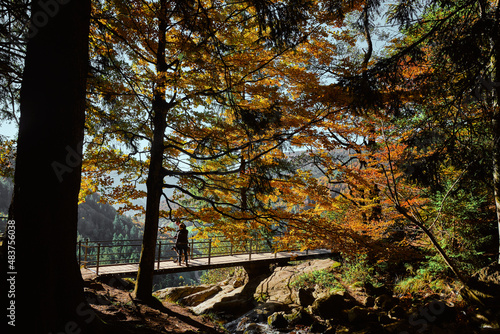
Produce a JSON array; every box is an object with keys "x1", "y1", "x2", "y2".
[
  {"x1": 494, "y1": 8, "x2": 500, "y2": 264},
  {"x1": 2, "y1": 0, "x2": 93, "y2": 333}
]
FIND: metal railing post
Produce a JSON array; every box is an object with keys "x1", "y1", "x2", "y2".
[
  {"x1": 78, "y1": 240, "x2": 81, "y2": 267},
  {"x1": 96, "y1": 243, "x2": 101, "y2": 276},
  {"x1": 157, "y1": 241, "x2": 162, "y2": 270},
  {"x1": 190, "y1": 239, "x2": 194, "y2": 259},
  {"x1": 208, "y1": 239, "x2": 212, "y2": 265},
  {"x1": 84, "y1": 239, "x2": 89, "y2": 268},
  {"x1": 249, "y1": 239, "x2": 252, "y2": 261},
  {"x1": 230, "y1": 242, "x2": 233, "y2": 256}
]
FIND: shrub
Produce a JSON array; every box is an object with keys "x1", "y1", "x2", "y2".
[
  {"x1": 199, "y1": 266, "x2": 242, "y2": 285},
  {"x1": 341, "y1": 253, "x2": 377, "y2": 288},
  {"x1": 291, "y1": 263, "x2": 344, "y2": 293},
  {"x1": 394, "y1": 265, "x2": 462, "y2": 298}
]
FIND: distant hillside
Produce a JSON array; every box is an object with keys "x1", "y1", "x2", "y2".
[
  {"x1": 78, "y1": 193, "x2": 143, "y2": 241},
  {"x1": 0, "y1": 178, "x2": 142, "y2": 240},
  {"x1": 0, "y1": 177, "x2": 13, "y2": 217}
]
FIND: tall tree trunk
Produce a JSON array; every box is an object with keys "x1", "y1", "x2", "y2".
[
  {"x1": 493, "y1": 3, "x2": 500, "y2": 265},
  {"x1": 494, "y1": 113, "x2": 500, "y2": 265},
  {"x1": 133, "y1": 0, "x2": 168, "y2": 301},
  {"x1": 2, "y1": 0, "x2": 93, "y2": 333},
  {"x1": 132, "y1": 107, "x2": 167, "y2": 301},
  {"x1": 494, "y1": 112, "x2": 500, "y2": 265}
]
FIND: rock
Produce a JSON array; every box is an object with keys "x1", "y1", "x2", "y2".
[
  {"x1": 347, "y1": 306, "x2": 369, "y2": 323},
  {"x1": 365, "y1": 322, "x2": 389, "y2": 333},
  {"x1": 224, "y1": 302, "x2": 291, "y2": 333},
  {"x1": 179, "y1": 285, "x2": 222, "y2": 306},
  {"x1": 376, "y1": 311, "x2": 393, "y2": 325},
  {"x1": 374, "y1": 294, "x2": 396, "y2": 311},
  {"x1": 256, "y1": 301, "x2": 290, "y2": 318},
  {"x1": 254, "y1": 259, "x2": 339, "y2": 304},
  {"x1": 364, "y1": 296, "x2": 375, "y2": 307},
  {"x1": 298, "y1": 288, "x2": 316, "y2": 307},
  {"x1": 211, "y1": 294, "x2": 254, "y2": 316},
  {"x1": 226, "y1": 317, "x2": 268, "y2": 334},
  {"x1": 364, "y1": 281, "x2": 392, "y2": 297},
  {"x1": 388, "y1": 305, "x2": 406, "y2": 319},
  {"x1": 309, "y1": 293, "x2": 349, "y2": 320},
  {"x1": 267, "y1": 312, "x2": 288, "y2": 329},
  {"x1": 383, "y1": 320, "x2": 410, "y2": 334},
  {"x1": 323, "y1": 326, "x2": 337, "y2": 334},
  {"x1": 308, "y1": 321, "x2": 327, "y2": 333},
  {"x1": 191, "y1": 267, "x2": 272, "y2": 318},
  {"x1": 154, "y1": 285, "x2": 213, "y2": 302},
  {"x1": 242, "y1": 322, "x2": 267, "y2": 334},
  {"x1": 285, "y1": 308, "x2": 315, "y2": 327},
  {"x1": 229, "y1": 268, "x2": 249, "y2": 288},
  {"x1": 464, "y1": 262, "x2": 500, "y2": 311},
  {"x1": 190, "y1": 285, "x2": 245, "y2": 315}
]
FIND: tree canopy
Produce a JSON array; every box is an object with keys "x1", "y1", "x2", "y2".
[{"x1": 2, "y1": 0, "x2": 500, "y2": 311}]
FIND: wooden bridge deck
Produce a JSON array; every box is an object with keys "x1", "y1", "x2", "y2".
[{"x1": 80, "y1": 248, "x2": 332, "y2": 279}]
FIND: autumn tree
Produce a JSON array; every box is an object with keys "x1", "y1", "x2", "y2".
[
  {"x1": 371, "y1": 0, "x2": 500, "y2": 264},
  {"x1": 85, "y1": 0, "x2": 325, "y2": 301},
  {"x1": 205, "y1": 0, "x2": 500, "y2": 281},
  {"x1": 82, "y1": 0, "x2": 500, "y2": 302},
  {"x1": 289, "y1": 0, "x2": 500, "y2": 287}
]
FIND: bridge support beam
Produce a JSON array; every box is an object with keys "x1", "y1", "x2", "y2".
[{"x1": 242, "y1": 259, "x2": 289, "y2": 280}]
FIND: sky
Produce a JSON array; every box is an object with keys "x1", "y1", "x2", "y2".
[{"x1": 0, "y1": 121, "x2": 18, "y2": 139}]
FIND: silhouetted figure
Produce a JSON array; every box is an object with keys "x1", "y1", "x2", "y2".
[{"x1": 175, "y1": 222, "x2": 189, "y2": 266}]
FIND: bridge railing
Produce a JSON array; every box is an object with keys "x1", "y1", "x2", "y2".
[{"x1": 77, "y1": 236, "x2": 282, "y2": 275}]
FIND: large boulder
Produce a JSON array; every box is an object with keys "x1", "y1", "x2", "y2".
[
  {"x1": 267, "y1": 312, "x2": 288, "y2": 330},
  {"x1": 374, "y1": 294, "x2": 396, "y2": 311},
  {"x1": 154, "y1": 285, "x2": 213, "y2": 302},
  {"x1": 309, "y1": 292, "x2": 352, "y2": 321},
  {"x1": 191, "y1": 268, "x2": 273, "y2": 317},
  {"x1": 254, "y1": 259, "x2": 339, "y2": 304},
  {"x1": 284, "y1": 308, "x2": 315, "y2": 327},
  {"x1": 297, "y1": 288, "x2": 315, "y2": 307},
  {"x1": 179, "y1": 285, "x2": 222, "y2": 306},
  {"x1": 190, "y1": 285, "x2": 245, "y2": 315}
]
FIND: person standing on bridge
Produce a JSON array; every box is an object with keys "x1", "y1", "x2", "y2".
[{"x1": 175, "y1": 221, "x2": 189, "y2": 266}]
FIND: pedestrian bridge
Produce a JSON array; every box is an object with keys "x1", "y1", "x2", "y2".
[{"x1": 78, "y1": 237, "x2": 333, "y2": 279}]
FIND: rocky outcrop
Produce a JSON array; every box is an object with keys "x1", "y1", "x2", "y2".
[
  {"x1": 462, "y1": 262, "x2": 500, "y2": 327},
  {"x1": 155, "y1": 265, "x2": 270, "y2": 317},
  {"x1": 154, "y1": 285, "x2": 213, "y2": 302},
  {"x1": 155, "y1": 259, "x2": 500, "y2": 333},
  {"x1": 309, "y1": 292, "x2": 354, "y2": 321},
  {"x1": 191, "y1": 285, "x2": 246, "y2": 315},
  {"x1": 179, "y1": 285, "x2": 222, "y2": 306},
  {"x1": 254, "y1": 258, "x2": 338, "y2": 305}
]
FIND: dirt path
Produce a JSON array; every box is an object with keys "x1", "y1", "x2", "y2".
[{"x1": 84, "y1": 277, "x2": 225, "y2": 333}]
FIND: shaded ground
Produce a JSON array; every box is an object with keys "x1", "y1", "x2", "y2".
[{"x1": 84, "y1": 277, "x2": 225, "y2": 333}]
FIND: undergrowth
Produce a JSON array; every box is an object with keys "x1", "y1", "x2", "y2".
[
  {"x1": 394, "y1": 262, "x2": 463, "y2": 300},
  {"x1": 199, "y1": 266, "x2": 243, "y2": 285},
  {"x1": 291, "y1": 255, "x2": 384, "y2": 293},
  {"x1": 291, "y1": 262, "x2": 344, "y2": 293}
]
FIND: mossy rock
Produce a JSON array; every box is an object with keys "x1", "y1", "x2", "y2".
[
  {"x1": 285, "y1": 308, "x2": 314, "y2": 326},
  {"x1": 267, "y1": 312, "x2": 288, "y2": 329}
]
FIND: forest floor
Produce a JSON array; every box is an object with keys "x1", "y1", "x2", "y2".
[{"x1": 84, "y1": 277, "x2": 225, "y2": 334}]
